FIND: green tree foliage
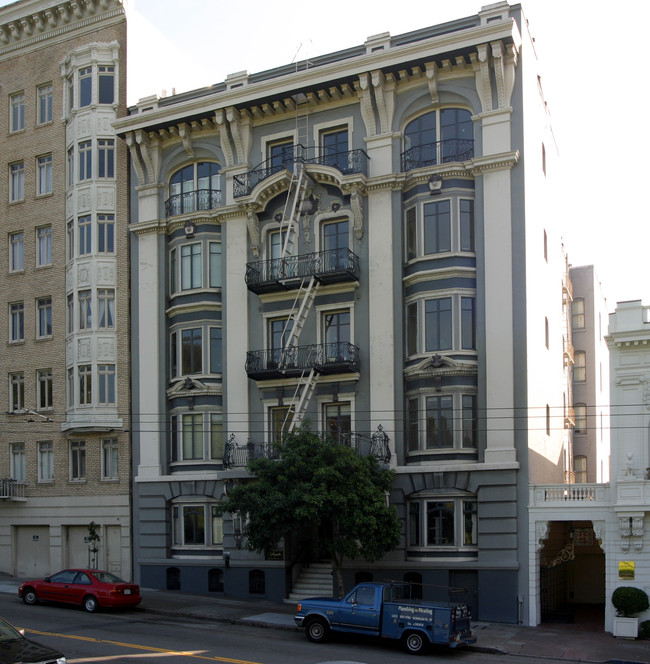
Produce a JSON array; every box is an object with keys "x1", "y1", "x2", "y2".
[{"x1": 220, "y1": 426, "x2": 400, "y2": 596}]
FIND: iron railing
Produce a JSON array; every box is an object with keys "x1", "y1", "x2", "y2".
[
  {"x1": 400, "y1": 138, "x2": 474, "y2": 171},
  {"x1": 233, "y1": 145, "x2": 369, "y2": 198},
  {"x1": 245, "y1": 248, "x2": 360, "y2": 293},
  {"x1": 246, "y1": 342, "x2": 360, "y2": 379},
  {"x1": 164, "y1": 188, "x2": 222, "y2": 217},
  {"x1": 223, "y1": 425, "x2": 390, "y2": 468},
  {"x1": 0, "y1": 478, "x2": 26, "y2": 500}
]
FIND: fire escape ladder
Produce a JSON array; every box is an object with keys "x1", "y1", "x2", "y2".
[
  {"x1": 287, "y1": 367, "x2": 319, "y2": 433},
  {"x1": 279, "y1": 162, "x2": 309, "y2": 260}
]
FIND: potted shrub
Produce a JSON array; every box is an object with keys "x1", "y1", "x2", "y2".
[{"x1": 612, "y1": 586, "x2": 649, "y2": 638}]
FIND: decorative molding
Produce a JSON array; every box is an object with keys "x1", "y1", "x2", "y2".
[
  {"x1": 536, "y1": 520, "x2": 550, "y2": 552},
  {"x1": 425, "y1": 61, "x2": 439, "y2": 104},
  {"x1": 246, "y1": 209, "x2": 260, "y2": 257},
  {"x1": 358, "y1": 72, "x2": 377, "y2": 137},
  {"x1": 350, "y1": 188, "x2": 363, "y2": 240}
]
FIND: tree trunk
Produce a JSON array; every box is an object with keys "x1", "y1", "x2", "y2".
[{"x1": 331, "y1": 552, "x2": 345, "y2": 597}]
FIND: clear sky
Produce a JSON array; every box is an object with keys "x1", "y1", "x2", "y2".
[{"x1": 3, "y1": 0, "x2": 648, "y2": 310}]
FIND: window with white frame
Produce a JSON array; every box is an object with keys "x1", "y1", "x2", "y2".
[
  {"x1": 323, "y1": 402, "x2": 351, "y2": 443},
  {"x1": 459, "y1": 199, "x2": 474, "y2": 251},
  {"x1": 78, "y1": 289, "x2": 91, "y2": 330},
  {"x1": 70, "y1": 440, "x2": 86, "y2": 480},
  {"x1": 102, "y1": 438, "x2": 118, "y2": 480},
  {"x1": 78, "y1": 215, "x2": 91, "y2": 255},
  {"x1": 268, "y1": 405, "x2": 294, "y2": 443},
  {"x1": 572, "y1": 298, "x2": 585, "y2": 329},
  {"x1": 10, "y1": 303, "x2": 24, "y2": 342},
  {"x1": 320, "y1": 126, "x2": 349, "y2": 171},
  {"x1": 79, "y1": 365, "x2": 92, "y2": 405},
  {"x1": 38, "y1": 441, "x2": 53, "y2": 482},
  {"x1": 209, "y1": 327, "x2": 222, "y2": 373},
  {"x1": 79, "y1": 67, "x2": 92, "y2": 107},
  {"x1": 574, "y1": 455, "x2": 587, "y2": 484},
  {"x1": 78, "y1": 140, "x2": 92, "y2": 180},
  {"x1": 98, "y1": 364, "x2": 116, "y2": 404},
  {"x1": 37, "y1": 155, "x2": 52, "y2": 195},
  {"x1": 574, "y1": 403, "x2": 587, "y2": 434},
  {"x1": 171, "y1": 325, "x2": 222, "y2": 378},
  {"x1": 405, "y1": 392, "x2": 477, "y2": 452},
  {"x1": 98, "y1": 214, "x2": 114, "y2": 253},
  {"x1": 67, "y1": 368, "x2": 74, "y2": 407},
  {"x1": 37, "y1": 84, "x2": 53, "y2": 124},
  {"x1": 37, "y1": 226, "x2": 52, "y2": 266},
  {"x1": 10, "y1": 232, "x2": 24, "y2": 272},
  {"x1": 10, "y1": 372, "x2": 24, "y2": 412},
  {"x1": 37, "y1": 297, "x2": 52, "y2": 338},
  {"x1": 11, "y1": 443, "x2": 26, "y2": 482},
  {"x1": 168, "y1": 162, "x2": 222, "y2": 215},
  {"x1": 67, "y1": 147, "x2": 74, "y2": 187},
  {"x1": 171, "y1": 502, "x2": 223, "y2": 548},
  {"x1": 98, "y1": 139, "x2": 114, "y2": 178},
  {"x1": 98, "y1": 65, "x2": 115, "y2": 104},
  {"x1": 573, "y1": 351, "x2": 586, "y2": 382},
  {"x1": 98, "y1": 289, "x2": 115, "y2": 329},
  {"x1": 10, "y1": 162, "x2": 24, "y2": 202},
  {"x1": 10, "y1": 92, "x2": 25, "y2": 132},
  {"x1": 408, "y1": 495, "x2": 477, "y2": 550},
  {"x1": 424, "y1": 199, "x2": 451, "y2": 254},
  {"x1": 37, "y1": 369, "x2": 53, "y2": 410},
  {"x1": 170, "y1": 412, "x2": 223, "y2": 462},
  {"x1": 425, "y1": 298, "x2": 452, "y2": 351},
  {"x1": 181, "y1": 243, "x2": 202, "y2": 290},
  {"x1": 209, "y1": 242, "x2": 222, "y2": 287},
  {"x1": 461, "y1": 297, "x2": 476, "y2": 350},
  {"x1": 67, "y1": 294, "x2": 74, "y2": 334}
]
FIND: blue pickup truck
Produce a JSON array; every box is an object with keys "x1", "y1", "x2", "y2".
[{"x1": 294, "y1": 581, "x2": 475, "y2": 654}]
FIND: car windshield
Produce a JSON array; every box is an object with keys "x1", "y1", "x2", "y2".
[
  {"x1": 91, "y1": 571, "x2": 127, "y2": 584},
  {"x1": 0, "y1": 618, "x2": 22, "y2": 642}
]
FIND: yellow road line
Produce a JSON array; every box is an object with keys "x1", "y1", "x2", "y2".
[{"x1": 24, "y1": 629, "x2": 264, "y2": 664}]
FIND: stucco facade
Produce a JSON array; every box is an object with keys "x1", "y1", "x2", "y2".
[{"x1": 117, "y1": 2, "x2": 572, "y2": 623}]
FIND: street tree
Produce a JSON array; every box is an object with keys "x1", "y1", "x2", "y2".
[{"x1": 220, "y1": 426, "x2": 401, "y2": 596}]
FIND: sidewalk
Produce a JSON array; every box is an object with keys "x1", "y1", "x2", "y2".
[{"x1": 1, "y1": 577, "x2": 648, "y2": 663}]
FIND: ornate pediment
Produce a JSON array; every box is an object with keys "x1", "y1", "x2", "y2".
[{"x1": 404, "y1": 353, "x2": 477, "y2": 378}]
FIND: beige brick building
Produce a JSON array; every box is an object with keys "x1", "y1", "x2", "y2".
[{"x1": 0, "y1": 0, "x2": 130, "y2": 579}]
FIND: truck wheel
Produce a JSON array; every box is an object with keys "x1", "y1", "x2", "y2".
[
  {"x1": 403, "y1": 631, "x2": 426, "y2": 655},
  {"x1": 305, "y1": 617, "x2": 330, "y2": 643}
]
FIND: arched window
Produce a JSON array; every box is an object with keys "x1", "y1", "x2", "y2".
[
  {"x1": 166, "y1": 162, "x2": 222, "y2": 216},
  {"x1": 402, "y1": 109, "x2": 473, "y2": 171}
]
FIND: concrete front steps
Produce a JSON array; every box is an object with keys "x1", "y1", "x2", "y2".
[{"x1": 286, "y1": 561, "x2": 334, "y2": 603}]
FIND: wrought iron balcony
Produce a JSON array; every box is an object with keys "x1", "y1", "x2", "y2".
[
  {"x1": 223, "y1": 425, "x2": 390, "y2": 468},
  {"x1": 246, "y1": 248, "x2": 360, "y2": 294},
  {"x1": 246, "y1": 342, "x2": 360, "y2": 380},
  {"x1": 400, "y1": 138, "x2": 474, "y2": 171},
  {"x1": 164, "y1": 188, "x2": 222, "y2": 218},
  {"x1": 0, "y1": 478, "x2": 26, "y2": 501},
  {"x1": 233, "y1": 145, "x2": 369, "y2": 198}
]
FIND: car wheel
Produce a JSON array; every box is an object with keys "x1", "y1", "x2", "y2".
[
  {"x1": 305, "y1": 617, "x2": 329, "y2": 643},
  {"x1": 22, "y1": 588, "x2": 38, "y2": 605},
  {"x1": 83, "y1": 595, "x2": 99, "y2": 613},
  {"x1": 403, "y1": 631, "x2": 426, "y2": 655}
]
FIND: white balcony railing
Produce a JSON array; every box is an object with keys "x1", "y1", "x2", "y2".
[{"x1": 530, "y1": 483, "x2": 610, "y2": 507}]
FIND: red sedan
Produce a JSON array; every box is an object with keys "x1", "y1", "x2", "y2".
[{"x1": 19, "y1": 569, "x2": 141, "y2": 612}]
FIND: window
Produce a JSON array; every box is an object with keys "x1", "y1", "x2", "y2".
[
  {"x1": 322, "y1": 219, "x2": 350, "y2": 269},
  {"x1": 406, "y1": 397, "x2": 419, "y2": 452},
  {"x1": 574, "y1": 455, "x2": 587, "y2": 484},
  {"x1": 67, "y1": 294, "x2": 74, "y2": 334},
  {"x1": 423, "y1": 200, "x2": 450, "y2": 254},
  {"x1": 37, "y1": 297, "x2": 52, "y2": 338},
  {"x1": 70, "y1": 440, "x2": 86, "y2": 480},
  {"x1": 38, "y1": 84, "x2": 53, "y2": 124},
  {"x1": 408, "y1": 496, "x2": 477, "y2": 549},
  {"x1": 10, "y1": 303, "x2": 24, "y2": 342},
  {"x1": 79, "y1": 365, "x2": 92, "y2": 405},
  {"x1": 210, "y1": 327, "x2": 222, "y2": 373},
  {"x1": 98, "y1": 139, "x2": 114, "y2": 178},
  {"x1": 269, "y1": 317, "x2": 293, "y2": 365},
  {"x1": 98, "y1": 289, "x2": 115, "y2": 329},
  {"x1": 79, "y1": 141, "x2": 92, "y2": 180},
  {"x1": 10, "y1": 232, "x2": 24, "y2": 271},
  {"x1": 572, "y1": 298, "x2": 585, "y2": 329},
  {"x1": 37, "y1": 226, "x2": 52, "y2": 266},
  {"x1": 573, "y1": 351, "x2": 586, "y2": 382},
  {"x1": 67, "y1": 368, "x2": 74, "y2": 407},
  {"x1": 269, "y1": 405, "x2": 294, "y2": 443},
  {"x1": 67, "y1": 75, "x2": 74, "y2": 112},
  {"x1": 38, "y1": 441, "x2": 53, "y2": 482},
  {"x1": 574, "y1": 403, "x2": 587, "y2": 434},
  {"x1": 36, "y1": 154, "x2": 53, "y2": 196},
  {"x1": 98, "y1": 65, "x2": 114, "y2": 104},
  {"x1": 98, "y1": 364, "x2": 116, "y2": 404},
  {"x1": 79, "y1": 67, "x2": 92, "y2": 107},
  {"x1": 11, "y1": 443, "x2": 26, "y2": 482},
  {"x1": 37, "y1": 369, "x2": 53, "y2": 410},
  {"x1": 79, "y1": 215, "x2": 92, "y2": 255},
  {"x1": 102, "y1": 439, "x2": 118, "y2": 479},
  {"x1": 321, "y1": 126, "x2": 349, "y2": 172},
  {"x1": 403, "y1": 108, "x2": 473, "y2": 170},
  {"x1": 67, "y1": 220, "x2": 75, "y2": 260},
  {"x1": 10, "y1": 92, "x2": 25, "y2": 132},
  {"x1": 460, "y1": 199, "x2": 474, "y2": 251},
  {"x1": 406, "y1": 302, "x2": 418, "y2": 356},
  {"x1": 461, "y1": 297, "x2": 476, "y2": 350},
  {"x1": 182, "y1": 328, "x2": 202, "y2": 374},
  {"x1": 98, "y1": 214, "x2": 114, "y2": 253},
  {"x1": 210, "y1": 413, "x2": 224, "y2": 459},
  {"x1": 425, "y1": 298, "x2": 452, "y2": 351},
  {"x1": 182, "y1": 413, "x2": 203, "y2": 460},
  {"x1": 168, "y1": 162, "x2": 222, "y2": 215},
  {"x1": 10, "y1": 372, "x2": 24, "y2": 412},
  {"x1": 10, "y1": 162, "x2": 24, "y2": 202},
  {"x1": 426, "y1": 395, "x2": 453, "y2": 448},
  {"x1": 209, "y1": 242, "x2": 222, "y2": 287},
  {"x1": 323, "y1": 310, "x2": 350, "y2": 354},
  {"x1": 181, "y1": 243, "x2": 202, "y2": 290},
  {"x1": 323, "y1": 402, "x2": 351, "y2": 443},
  {"x1": 171, "y1": 502, "x2": 223, "y2": 548},
  {"x1": 406, "y1": 208, "x2": 417, "y2": 260},
  {"x1": 268, "y1": 139, "x2": 294, "y2": 172},
  {"x1": 78, "y1": 289, "x2": 92, "y2": 330},
  {"x1": 461, "y1": 395, "x2": 477, "y2": 448},
  {"x1": 67, "y1": 147, "x2": 74, "y2": 187},
  {"x1": 170, "y1": 412, "x2": 223, "y2": 462}
]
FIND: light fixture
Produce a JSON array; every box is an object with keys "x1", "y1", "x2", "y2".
[
  {"x1": 299, "y1": 194, "x2": 317, "y2": 214},
  {"x1": 184, "y1": 221, "x2": 196, "y2": 237},
  {"x1": 428, "y1": 174, "x2": 443, "y2": 195},
  {"x1": 331, "y1": 201, "x2": 341, "y2": 212},
  {"x1": 274, "y1": 212, "x2": 283, "y2": 222}
]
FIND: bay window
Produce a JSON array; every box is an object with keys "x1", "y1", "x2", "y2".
[
  {"x1": 408, "y1": 495, "x2": 477, "y2": 551},
  {"x1": 172, "y1": 502, "x2": 223, "y2": 548}
]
